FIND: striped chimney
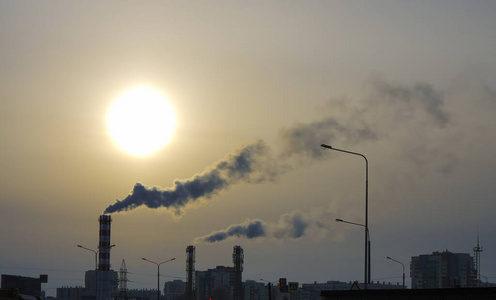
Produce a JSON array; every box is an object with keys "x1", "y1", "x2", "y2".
[{"x1": 98, "y1": 215, "x2": 112, "y2": 271}]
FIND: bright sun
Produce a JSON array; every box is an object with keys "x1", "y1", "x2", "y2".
[{"x1": 107, "y1": 86, "x2": 177, "y2": 157}]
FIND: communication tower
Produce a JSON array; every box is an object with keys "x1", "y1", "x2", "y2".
[{"x1": 473, "y1": 230, "x2": 483, "y2": 285}]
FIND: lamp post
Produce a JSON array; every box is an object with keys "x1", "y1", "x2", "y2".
[
  {"x1": 77, "y1": 245, "x2": 98, "y2": 299},
  {"x1": 77, "y1": 245, "x2": 115, "y2": 300},
  {"x1": 142, "y1": 257, "x2": 176, "y2": 300},
  {"x1": 387, "y1": 256, "x2": 405, "y2": 289},
  {"x1": 260, "y1": 279, "x2": 277, "y2": 300},
  {"x1": 77, "y1": 245, "x2": 98, "y2": 268},
  {"x1": 335, "y1": 219, "x2": 371, "y2": 288},
  {"x1": 77, "y1": 244, "x2": 115, "y2": 300},
  {"x1": 321, "y1": 144, "x2": 369, "y2": 289}
]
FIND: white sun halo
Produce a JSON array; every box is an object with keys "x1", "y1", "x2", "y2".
[{"x1": 107, "y1": 86, "x2": 176, "y2": 157}]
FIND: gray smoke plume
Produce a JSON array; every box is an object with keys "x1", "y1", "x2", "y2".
[
  {"x1": 195, "y1": 219, "x2": 266, "y2": 243},
  {"x1": 103, "y1": 114, "x2": 374, "y2": 215},
  {"x1": 104, "y1": 140, "x2": 278, "y2": 214},
  {"x1": 272, "y1": 211, "x2": 309, "y2": 239},
  {"x1": 104, "y1": 116, "x2": 375, "y2": 215},
  {"x1": 373, "y1": 80, "x2": 449, "y2": 126},
  {"x1": 104, "y1": 78, "x2": 447, "y2": 215},
  {"x1": 279, "y1": 117, "x2": 376, "y2": 159},
  {"x1": 194, "y1": 211, "x2": 325, "y2": 244}
]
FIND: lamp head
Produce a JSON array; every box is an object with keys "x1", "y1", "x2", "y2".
[
  {"x1": 320, "y1": 144, "x2": 333, "y2": 149},
  {"x1": 387, "y1": 256, "x2": 392, "y2": 260},
  {"x1": 335, "y1": 219, "x2": 343, "y2": 222},
  {"x1": 142, "y1": 257, "x2": 147, "y2": 260}
]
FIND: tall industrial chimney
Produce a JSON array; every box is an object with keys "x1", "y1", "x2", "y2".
[
  {"x1": 233, "y1": 245, "x2": 243, "y2": 300},
  {"x1": 186, "y1": 245, "x2": 195, "y2": 300},
  {"x1": 97, "y1": 215, "x2": 113, "y2": 300},
  {"x1": 98, "y1": 215, "x2": 112, "y2": 271}
]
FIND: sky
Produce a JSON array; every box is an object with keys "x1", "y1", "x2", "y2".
[{"x1": 1, "y1": 0, "x2": 496, "y2": 296}]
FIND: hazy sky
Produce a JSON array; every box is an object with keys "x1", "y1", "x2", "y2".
[{"x1": 1, "y1": 1, "x2": 496, "y2": 296}]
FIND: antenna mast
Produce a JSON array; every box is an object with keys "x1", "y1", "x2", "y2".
[{"x1": 473, "y1": 229, "x2": 483, "y2": 286}]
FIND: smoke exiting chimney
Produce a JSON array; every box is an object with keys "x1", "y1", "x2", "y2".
[
  {"x1": 103, "y1": 96, "x2": 382, "y2": 216},
  {"x1": 104, "y1": 140, "x2": 277, "y2": 215}
]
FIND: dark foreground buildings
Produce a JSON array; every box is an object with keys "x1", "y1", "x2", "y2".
[
  {"x1": 6, "y1": 213, "x2": 495, "y2": 300},
  {"x1": 410, "y1": 250, "x2": 476, "y2": 289},
  {"x1": 1, "y1": 274, "x2": 48, "y2": 298},
  {"x1": 321, "y1": 287, "x2": 496, "y2": 300}
]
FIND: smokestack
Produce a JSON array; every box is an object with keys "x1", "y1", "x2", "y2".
[
  {"x1": 233, "y1": 246, "x2": 243, "y2": 300},
  {"x1": 98, "y1": 215, "x2": 112, "y2": 271},
  {"x1": 186, "y1": 246, "x2": 195, "y2": 300}
]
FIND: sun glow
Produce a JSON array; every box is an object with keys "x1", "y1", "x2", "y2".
[{"x1": 107, "y1": 86, "x2": 176, "y2": 157}]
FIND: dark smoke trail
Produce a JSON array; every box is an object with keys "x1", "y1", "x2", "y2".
[
  {"x1": 104, "y1": 78, "x2": 452, "y2": 216},
  {"x1": 104, "y1": 140, "x2": 277, "y2": 214},
  {"x1": 106, "y1": 79, "x2": 425, "y2": 215},
  {"x1": 373, "y1": 79, "x2": 450, "y2": 126},
  {"x1": 279, "y1": 117, "x2": 376, "y2": 159},
  {"x1": 194, "y1": 219, "x2": 266, "y2": 243},
  {"x1": 105, "y1": 110, "x2": 375, "y2": 215},
  {"x1": 272, "y1": 211, "x2": 309, "y2": 239},
  {"x1": 194, "y1": 211, "x2": 321, "y2": 244}
]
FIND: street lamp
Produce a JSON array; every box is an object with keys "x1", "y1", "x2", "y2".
[
  {"x1": 260, "y1": 279, "x2": 277, "y2": 300},
  {"x1": 142, "y1": 257, "x2": 176, "y2": 300},
  {"x1": 386, "y1": 256, "x2": 405, "y2": 289},
  {"x1": 77, "y1": 245, "x2": 98, "y2": 268},
  {"x1": 335, "y1": 219, "x2": 371, "y2": 288},
  {"x1": 77, "y1": 245, "x2": 98, "y2": 299},
  {"x1": 77, "y1": 244, "x2": 115, "y2": 300},
  {"x1": 321, "y1": 144, "x2": 369, "y2": 289}
]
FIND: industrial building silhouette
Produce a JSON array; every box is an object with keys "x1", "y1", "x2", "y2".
[{"x1": 3, "y1": 215, "x2": 496, "y2": 300}]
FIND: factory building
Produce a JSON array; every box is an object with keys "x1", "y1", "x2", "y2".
[
  {"x1": 1, "y1": 274, "x2": 48, "y2": 298},
  {"x1": 189, "y1": 245, "x2": 244, "y2": 300}
]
